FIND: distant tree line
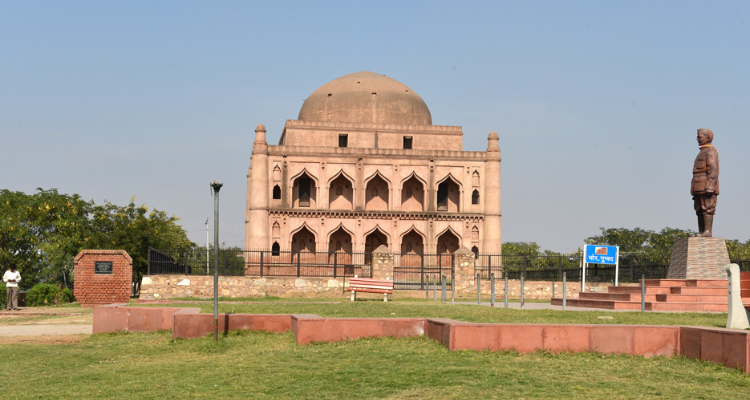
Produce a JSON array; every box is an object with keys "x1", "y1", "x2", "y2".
[
  {"x1": 0, "y1": 188, "x2": 194, "y2": 289},
  {"x1": 503, "y1": 226, "x2": 750, "y2": 261}
]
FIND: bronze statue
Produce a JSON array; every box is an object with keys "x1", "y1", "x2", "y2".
[{"x1": 691, "y1": 128, "x2": 719, "y2": 237}]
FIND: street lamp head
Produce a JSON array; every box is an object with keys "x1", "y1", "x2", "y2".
[{"x1": 210, "y1": 181, "x2": 223, "y2": 193}]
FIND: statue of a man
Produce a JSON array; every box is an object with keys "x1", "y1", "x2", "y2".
[{"x1": 691, "y1": 128, "x2": 719, "y2": 237}]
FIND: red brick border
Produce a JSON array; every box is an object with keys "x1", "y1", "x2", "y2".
[{"x1": 93, "y1": 305, "x2": 750, "y2": 374}]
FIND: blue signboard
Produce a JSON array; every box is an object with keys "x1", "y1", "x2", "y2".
[{"x1": 585, "y1": 245, "x2": 618, "y2": 265}]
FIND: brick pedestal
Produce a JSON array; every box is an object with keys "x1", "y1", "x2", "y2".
[
  {"x1": 74, "y1": 250, "x2": 133, "y2": 307},
  {"x1": 667, "y1": 237, "x2": 729, "y2": 280}
]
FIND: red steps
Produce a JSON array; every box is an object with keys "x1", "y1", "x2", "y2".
[{"x1": 551, "y1": 279, "x2": 731, "y2": 312}]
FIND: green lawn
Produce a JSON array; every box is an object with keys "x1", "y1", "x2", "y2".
[
  {"x1": 1, "y1": 330, "x2": 747, "y2": 399},
  {"x1": 150, "y1": 298, "x2": 728, "y2": 328}
]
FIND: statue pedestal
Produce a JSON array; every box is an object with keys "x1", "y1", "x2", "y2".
[{"x1": 667, "y1": 237, "x2": 729, "y2": 280}]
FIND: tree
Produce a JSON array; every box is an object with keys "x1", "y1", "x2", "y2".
[
  {"x1": 726, "y1": 239, "x2": 750, "y2": 260},
  {"x1": 502, "y1": 241, "x2": 541, "y2": 257},
  {"x1": 585, "y1": 227, "x2": 696, "y2": 259},
  {"x1": 0, "y1": 189, "x2": 193, "y2": 289},
  {"x1": 88, "y1": 199, "x2": 194, "y2": 282},
  {"x1": 0, "y1": 189, "x2": 92, "y2": 289}
]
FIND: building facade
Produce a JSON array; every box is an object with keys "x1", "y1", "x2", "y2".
[{"x1": 245, "y1": 71, "x2": 501, "y2": 259}]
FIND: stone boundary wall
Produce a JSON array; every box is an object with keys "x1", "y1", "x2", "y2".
[
  {"x1": 140, "y1": 275, "x2": 614, "y2": 300},
  {"x1": 93, "y1": 304, "x2": 750, "y2": 374}
]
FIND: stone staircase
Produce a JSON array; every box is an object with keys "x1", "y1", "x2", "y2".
[{"x1": 551, "y1": 279, "x2": 733, "y2": 312}]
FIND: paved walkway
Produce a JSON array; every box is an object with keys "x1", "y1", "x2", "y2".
[{"x1": 0, "y1": 325, "x2": 92, "y2": 337}]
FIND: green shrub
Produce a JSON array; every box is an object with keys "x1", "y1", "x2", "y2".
[
  {"x1": 26, "y1": 283, "x2": 64, "y2": 306},
  {"x1": 0, "y1": 283, "x2": 5, "y2": 309},
  {"x1": 61, "y1": 288, "x2": 74, "y2": 303}
]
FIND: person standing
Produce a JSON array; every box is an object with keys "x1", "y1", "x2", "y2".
[
  {"x1": 3, "y1": 264, "x2": 21, "y2": 310},
  {"x1": 691, "y1": 128, "x2": 719, "y2": 237}
]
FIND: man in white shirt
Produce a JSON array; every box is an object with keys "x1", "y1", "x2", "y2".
[{"x1": 3, "y1": 264, "x2": 21, "y2": 311}]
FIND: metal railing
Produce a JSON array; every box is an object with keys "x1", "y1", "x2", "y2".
[
  {"x1": 244, "y1": 250, "x2": 371, "y2": 278},
  {"x1": 147, "y1": 248, "x2": 371, "y2": 278},
  {"x1": 393, "y1": 253, "x2": 454, "y2": 290},
  {"x1": 148, "y1": 248, "x2": 749, "y2": 285},
  {"x1": 474, "y1": 254, "x2": 672, "y2": 283}
]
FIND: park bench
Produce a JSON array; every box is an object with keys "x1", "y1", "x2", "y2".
[{"x1": 347, "y1": 278, "x2": 393, "y2": 302}]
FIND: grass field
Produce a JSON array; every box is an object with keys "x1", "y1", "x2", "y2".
[
  {"x1": 150, "y1": 298, "x2": 729, "y2": 328},
  {"x1": 1, "y1": 329, "x2": 748, "y2": 399}
]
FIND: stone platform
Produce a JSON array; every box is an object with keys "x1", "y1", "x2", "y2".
[
  {"x1": 667, "y1": 237, "x2": 729, "y2": 280},
  {"x1": 550, "y1": 279, "x2": 750, "y2": 312}
]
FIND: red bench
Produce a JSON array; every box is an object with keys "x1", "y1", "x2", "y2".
[{"x1": 347, "y1": 278, "x2": 394, "y2": 302}]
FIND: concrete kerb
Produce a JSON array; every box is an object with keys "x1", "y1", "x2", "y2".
[{"x1": 92, "y1": 304, "x2": 750, "y2": 374}]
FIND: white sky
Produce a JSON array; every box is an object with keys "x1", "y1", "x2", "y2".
[{"x1": 1, "y1": 1, "x2": 748, "y2": 253}]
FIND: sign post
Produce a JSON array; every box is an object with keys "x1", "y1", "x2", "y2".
[{"x1": 584, "y1": 245, "x2": 620, "y2": 292}]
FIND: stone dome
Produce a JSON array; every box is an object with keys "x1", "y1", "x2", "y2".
[{"x1": 298, "y1": 71, "x2": 432, "y2": 126}]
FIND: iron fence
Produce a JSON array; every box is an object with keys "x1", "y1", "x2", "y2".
[
  {"x1": 148, "y1": 248, "x2": 749, "y2": 286},
  {"x1": 474, "y1": 253, "x2": 673, "y2": 283},
  {"x1": 244, "y1": 250, "x2": 371, "y2": 278},
  {"x1": 147, "y1": 248, "x2": 371, "y2": 278},
  {"x1": 392, "y1": 253, "x2": 454, "y2": 290}
]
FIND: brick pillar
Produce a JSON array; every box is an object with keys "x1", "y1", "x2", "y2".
[
  {"x1": 453, "y1": 246, "x2": 476, "y2": 294},
  {"x1": 371, "y1": 245, "x2": 393, "y2": 280},
  {"x1": 74, "y1": 250, "x2": 133, "y2": 307}
]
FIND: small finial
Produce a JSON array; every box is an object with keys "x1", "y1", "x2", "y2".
[{"x1": 487, "y1": 131, "x2": 499, "y2": 152}]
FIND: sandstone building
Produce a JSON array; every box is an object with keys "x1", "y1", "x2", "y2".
[{"x1": 245, "y1": 71, "x2": 501, "y2": 260}]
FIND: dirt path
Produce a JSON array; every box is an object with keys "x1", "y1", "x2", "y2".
[{"x1": 0, "y1": 308, "x2": 93, "y2": 343}]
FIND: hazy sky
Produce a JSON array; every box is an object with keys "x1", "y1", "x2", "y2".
[{"x1": 2, "y1": 1, "x2": 748, "y2": 253}]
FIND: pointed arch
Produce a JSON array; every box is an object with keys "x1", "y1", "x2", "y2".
[
  {"x1": 291, "y1": 169, "x2": 318, "y2": 208},
  {"x1": 289, "y1": 168, "x2": 318, "y2": 183},
  {"x1": 435, "y1": 172, "x2": 463, "y2": 189},
  {"x1": 364, "y1": 170, "x2": 392, "y2": 186},
  {"x1": 400, "y1": 172, "x2": 426, "y2": 212},
  {"x1": 326, "y1": 169, "x2": 355, "y2": 186},
  {"x1": 273, "y1": 165, "x2": 282, "y2": 182},
  {"x1": 327, "y1": 224, "x2": 354, "y2": 264},
  {"x1": 435, "y1": 225, "x2": 463, "y2": 243},
  {"x1": 291, "y1": 223, "x2": 317, "y2": 261},
  {"x1": 328, "y1": 170, "x2": 354, "y2": 210},
  {"x1": 289, "y1": 222, "x2": 318, "y2": 240},
  {"x1": 363, "y1": 225, "x2": 391, "y2": 244},
  {"x1": 399, "y1": 226, "x2": 425, "y2": 267},
  {"x1": 398, "y1": 225, "x2": 426, "y2": 242},
  {"x1": 365, "y1": 171, "x2": 390, "y2": 211},
  {"x1": 326, "y1": 223, "x2": 355, "y2": 243},
  {"x1": 436, "y1": 173, "x2": 461, "y2": 212},
  {"x1": 364, "y1": 225, "x2": 390, "y2": 264},
  {"x1": 472, "y1": 170, "x2": 480, "y2": 186},
  {"x1": 399, "y1": 171, "x2": 428, "y2": 187},
  {"x1": 436, "y1": 227, "x2": 460, "y2": 255},
  {"x1": 272, "y1": 221, "x2": 281, "y2": 238}
]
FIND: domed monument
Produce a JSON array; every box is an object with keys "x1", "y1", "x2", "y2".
[{"x1": 246, "y1": 71, "x2": 501, "y2": 265}]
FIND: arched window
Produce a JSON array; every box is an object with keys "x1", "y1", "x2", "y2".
[
  {"x1": 272, "y1": 242, "x2": 280, "y2": 256},
  {"x1": 472, "y1": 189, "x2": 479, "y2": 205},
  {"x1": 471, "y1": 246, "x2": 479, "y2": 259},
  {"x1": 273, "y1": 185, "x2": 281, "y2": 200}
]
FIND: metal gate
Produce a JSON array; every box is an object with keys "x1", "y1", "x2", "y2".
[{"x1": 393, "y1": 253, "x2": 453, "y2": 290}]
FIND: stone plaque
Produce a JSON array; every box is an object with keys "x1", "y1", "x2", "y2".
[{"x1": 95, "y1": 261, "x2": 113, "y2": 274}]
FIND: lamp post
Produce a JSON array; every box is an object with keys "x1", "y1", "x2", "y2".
[{"x1": 210, "y1": 181, "x2": 223, "y2": 341}]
